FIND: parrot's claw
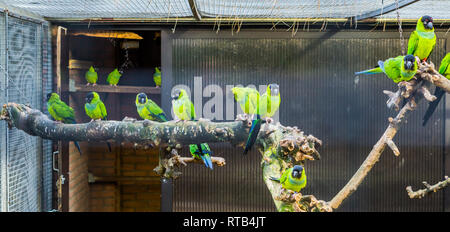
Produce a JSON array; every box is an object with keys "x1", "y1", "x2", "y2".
[
  {"x1": 90, "y1": 119, "x2": 94, "y2": 122},
  {"x1": 92, "y1": 83, "x2": 97, "y2": 86}
]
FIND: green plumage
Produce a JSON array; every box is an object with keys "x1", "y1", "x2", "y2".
[
  {"x1": 189, "y1": 143, "x2": 213, "y2": 169},
  {"x1": 232, "y1": 87, "x2": 260, "y2": 115},
  {"x1": 106, "y1": 68, "x2": 122, "y2": 86},
  {"x1": 153, "y1": 67, "x2": 161, "y2": 87},
  {"x1": 135, "y1": 93, "x2": 168, "y2": 122},
  {"x1": 439, "y1": 53, "x2": 450, "y2": 78},
  {"x1": 85, "y1": 92, "x2": 107, "y2": 120},
  {"x1": 259, "y1": 85, "x2": 281, "y2": 118},
  {"x1": 407, "y1": 16, "x2": 436, "y2": 61},
  {"x1": 85, "y1": 66, "x2": 98, "y2": 85},
  {"x1": 422, "y1": 53, "x2": 450, "y2": 126},
  {"x1": 46, "y1": 93, "x2": 82, "y2": 155},
  {"x1": 355, "y1": 56, "x2": 418, "y2": 83},
  {"x1": 172, "y1": 89, "x2": 196, "y2": 120},
  {"x1": 272, "y1": 166, "x2": 307, "y2": 192}
]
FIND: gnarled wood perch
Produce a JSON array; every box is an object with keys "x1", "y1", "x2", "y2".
[{"x1": 406, "y1": 176, "x2": 450, "y2": 199}]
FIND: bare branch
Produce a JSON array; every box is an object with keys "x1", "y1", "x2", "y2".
[{"x1": 406, "y1": 176, "x2": 450, "y2": 199}]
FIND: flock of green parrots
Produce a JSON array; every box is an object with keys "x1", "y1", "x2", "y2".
[
  {"x1": 356, "y1": 15, "x2": 450, "y2": 126},
  {"x1": 44, "y1": 15, "x2": 449, "y2": 194}
]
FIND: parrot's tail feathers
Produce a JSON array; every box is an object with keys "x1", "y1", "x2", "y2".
[
  {"x1": 74, "y1": 141, "x2": 82, "y2": 156},
  {"x1": 422, "y1": 87, "x2": 445, "y2": 126},
  {"x1": 354, "y1": 67, "x2": 383, "y2": 75},
  {"x1": 106, "y1": 141, "x2": 112, "y2": 152},
  {"x1": 269, "y1": 177, "x2": 280, "y2": 182},
  {"x1": 159, "y1": 113, "x2": 169, "y2": 122},
  {"x1": 243, "y1": 118, "x2": 262, "y2": 155},
  {"x1": 201, "y1": 155, "x2": 213, "y2": 170}
]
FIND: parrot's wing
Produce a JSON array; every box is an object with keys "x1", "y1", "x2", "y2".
[
  {"x1": 279, "y1": 169, "x2": 288, "y2": 184},
  {"x1": 439, "y1": 54, "x2": 450, "y2": 75},
  {"x1": 53, "y1": 101, "x2": 75, "y2": 122},
  {"x1": 99, "y1": 101, "x2": 107, "y2": 120},
  {"x1": 407, "y1": 31, "x2": 419, "y2": 55},
  {"x1": 189, "y1": 100, "x2": 196, "y2": 120}
]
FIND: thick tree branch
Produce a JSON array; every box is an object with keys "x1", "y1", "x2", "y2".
[{"x1": 406, "y1": 176, "x2": 450, "y2": 199}]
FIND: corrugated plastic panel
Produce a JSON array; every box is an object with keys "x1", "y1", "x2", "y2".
[{"x1": 168, "y1": 30, "x2": 446, "y2": 212}]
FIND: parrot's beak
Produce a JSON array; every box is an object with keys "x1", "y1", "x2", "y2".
[
  {"x1": 272, "y1": 88, "x2": 279, "y2": 95},
  {"x1": 406, "y1": 61, "x2": 413, "y2": 70},
  {"x1": 139, "y1": 98, "x2": 146, "y2": 104},
  {"x1": 426, "y1": 22, "x2": 433, "y2": 29},
  {"x1": 292, "y1": 170, "x2": 300, "y2": 178}
]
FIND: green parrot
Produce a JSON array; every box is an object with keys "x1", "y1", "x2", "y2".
[
  {"x1": 232, "y1": 86, "x2": 260, "y2": 115},
  {"x1": 189, "y1": 143, "x2": 213, "y2": 170},
  {"x1": 172, "y1": 88, "x2": 213, "y2": 164},
  {"x1": 259, "y1": 84, "x2": 281, "y2": 119},
  {"x1": 46, "y1": 93, "x2": 82, "y2": 155},
  {"x1": 422, "y1": 53, "x2": 450, "y2": 126},
  {"x1": 407, "y1": 15, "x2": 436, "y2": 62},
  {"x1": 85, "y1": 66, "x2": 98, "y2": 86},
  {"x1": 153, "y1": 67, "x2": 161, "y2": 88},
  {"x1": 270, "y1": 165, "x2": 307, "y2": 192},
  {"x1": 84, "y1": 92, "x2": 111, "y2": 152},
  {"x1": 136, "y1": 93, "x2": 168, "y2": 122},
  {"x1": 106, "y1": 68, "x2": 122, "y2": 86},
  {"x1": 355, "y1": 55, "x2": 418, "y2": 83},
  {"x1": 171, "y1": 88, "x2": 196, "y2": 121}
]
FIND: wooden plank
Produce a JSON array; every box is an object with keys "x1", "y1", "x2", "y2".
[
  {"x1": 70, "y1": 83, "x2": 161, "y2": 94},
  {"x1": 56, "y1": 26, "x2": 70, "y2": 212},
  {"x1": 90, "y1": 175, "x2": 160, "y2": 183}
]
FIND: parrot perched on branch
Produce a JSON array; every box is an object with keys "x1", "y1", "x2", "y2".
[
  {"x1": 85, "y1": 66, "x2": 98, "y2": 86},
  {"x1": 172, "y1": 88, "x2": 214, "y2": 168},
  {"x1": 355, "y1": 55, "x2": 418, "y2": 83},
  {"x1": 259, "y1": 84, "x2": 281, "y2": 119},
  {"x1": 171, "y1": 89, "x2": 196, "y2": 121},
  {"x1": 233, "y1": 84, "x2": 280, "y2": 155},
  {"x1": 46, "y1": 93, "x2": 82, "y2": 155},
  {"x1": 107, "y1": 68, "x2": 122, "y2": 86},
  {"x1": 84, "y1": 92, "x2": 111, "y2": 152},
  {"x1": 136, "y1": 93, "x2": 168, "y2": 122},
  {"x1": 270, "y1": 165, "x2": 307, "y2": 192},
  {"x1": 189, "y1": 143, "x2": 213, "y2": 170},
  {"x1": 231, "y1": 86, "x2": 260, "y2": 115},
  {"x1": 407, "y1": 15, "x2": 436, "y2": 62},
  {"x1": 422, "y1": 53, "x2": 450, "y2": 126},
  {"x1": 153, "y1": 67, "x2": 161, "y2": 88}
]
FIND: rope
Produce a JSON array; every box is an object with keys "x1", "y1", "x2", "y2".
[{"x1": 396, "y1": 0, "x2": 406, "y2": 55}]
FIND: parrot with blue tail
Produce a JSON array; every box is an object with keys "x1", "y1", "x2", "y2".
[
  {"x1": 408, "y1": 15, "x2": 436, "y2": 62},
  {"x1": 270, "y1": 165, "x2": 307, "y2": 192},
  {"x1": 84, "y1": 92, "x2": 112, "y2": 152},
  {"x1": 136, "y1": 93, "x2": 168, "y2": 122},
  {"x1": 189, "y1": 143, "x2": 213, "y2": 170},
  {"x1": 422, "y1": 53, "x2": 450, "y2": 126},
  {"x1": 355, "y1": 55, "x2": 418, "y2": 83},
  {"x1": 46, "y1": 93, "x2": 82, "y2": 155},
  {"x1": 153, "y1": 67, "x2": 161, "y2": 88},
  {"x1": 85, "y1": 66, "x2": 98, "y2": 86}
]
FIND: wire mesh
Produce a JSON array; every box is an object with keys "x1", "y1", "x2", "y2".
[
  {"x1": 2, "y1": 0, "x2": 193, "y2": 18},
  {"x1": 41, "y1": 23, "x2": 53, "y2": 212},
  {"x1": 0, "y1": 11, "x2": 6, "y2": 212},
  {"x1": 195, "y1": 0, "x2": 397, "y2": 19},
  {"x1": 5, "y1": 15, "x2": 43, "y2": 212}
]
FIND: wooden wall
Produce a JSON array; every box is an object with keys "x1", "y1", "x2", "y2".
[{"x1": 63, "y1": 30, "x2": 162, "y2": 212}]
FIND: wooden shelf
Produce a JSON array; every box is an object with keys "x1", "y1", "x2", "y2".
[{"x1": 69, "y1": 82, "x2": 161, "y2": 94}]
